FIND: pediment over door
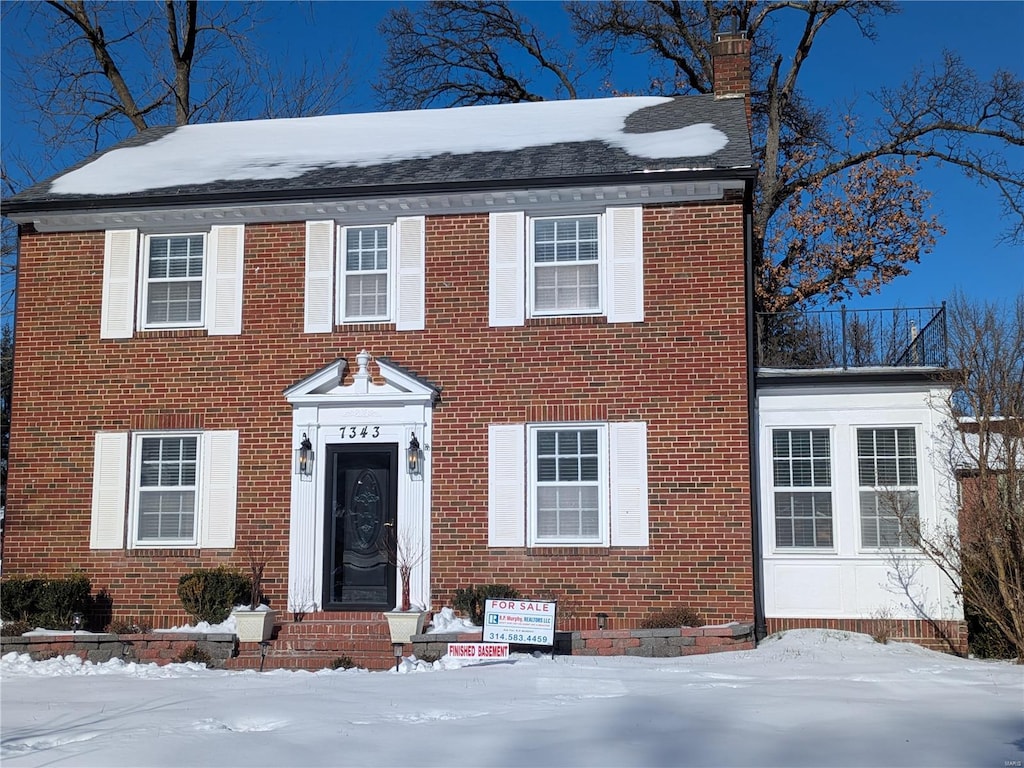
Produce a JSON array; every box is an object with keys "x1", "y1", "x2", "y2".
[{"x1": 284, "y1": 350, "x2": 440, "y2": 408}]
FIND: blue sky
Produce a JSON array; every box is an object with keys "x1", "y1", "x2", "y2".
[{"x1": 3, "y1": 1, "x2": 1022, "y2": 312}]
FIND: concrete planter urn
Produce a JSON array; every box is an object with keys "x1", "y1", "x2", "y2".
[
  {"x1": 384, "y1": 610, "x2": 427, "y2": 644},
  {"x1": 231, "y1": 607, "x2": 276, "y2": 642}
]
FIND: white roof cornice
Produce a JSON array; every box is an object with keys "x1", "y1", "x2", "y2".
[{"x1": 21, "y1": 180, "x2": 740, "y2": 233}]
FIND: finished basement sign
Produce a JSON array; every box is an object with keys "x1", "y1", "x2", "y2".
[{"x1": 482, "y1": 599, "x2": 556, "y2": 645}]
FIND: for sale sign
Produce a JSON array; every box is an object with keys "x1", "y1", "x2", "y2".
[{"x1": 482, "y1": 599, "x2": 556, "y2": 646}]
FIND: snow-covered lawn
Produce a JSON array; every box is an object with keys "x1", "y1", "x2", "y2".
[{"x1": 1, "y1": 630, "x2": 1020, "y2": 768}]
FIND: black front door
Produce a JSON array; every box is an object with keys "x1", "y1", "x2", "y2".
[{"x1": 323, "y1": 445, "x2": 397, "y2": 610}]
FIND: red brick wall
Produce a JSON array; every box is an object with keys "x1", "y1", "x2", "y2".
[
  {"x1": 765, "y1": 617, "x2": 968, "y2": 655},
  {"x1": 5, "y1": 197, "x2": 752, "y2": 628}
]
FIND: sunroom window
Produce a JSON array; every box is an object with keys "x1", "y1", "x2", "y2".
[
  {"x1": 771, "y1": 428, "x2": 834, "y2": 548},
  {"x1": 857, "y1": 427, "x2": 920, "y2": 548}
]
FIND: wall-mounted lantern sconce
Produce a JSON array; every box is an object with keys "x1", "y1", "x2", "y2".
[
  {"x1": 596, "y1": 612, "x2": 608, "y2": 631},
  {"x1": 407, "y1": 433, "x2": 423, "y2": 477},
  {"x1": 295, "y1": 433, "x2": 313, "y2": 478}
]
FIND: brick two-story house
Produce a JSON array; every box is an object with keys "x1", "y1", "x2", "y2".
[{"x1": 2, "y1": 33, "x2": 964, "y2": 667}]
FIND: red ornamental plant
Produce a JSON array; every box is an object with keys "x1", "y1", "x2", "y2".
[{"x1": 381, "y1": 528, "x2": 425, "y2": 611}]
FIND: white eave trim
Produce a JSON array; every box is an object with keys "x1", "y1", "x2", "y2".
[{"x1": 16, "y1": 180, "x2": 743, "y2": 233}]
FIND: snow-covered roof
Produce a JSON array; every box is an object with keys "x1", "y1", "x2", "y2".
[{"x1": 2, "y1": 94, "x2": 752, "y2": 214}]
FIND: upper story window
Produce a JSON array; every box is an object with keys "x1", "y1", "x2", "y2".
[
  {"x1": 530, "y1": 216, "x2": 601, "y2": 315},
  {"x1": 303, "y1": 217, "x2": 425, "y2": 333},
  {"x1": 100, "y1": 226, "x2": 245, "y2": 339},
  {"x1": 142, "y1": 234, "x2": 206, "y2": 328},
  {"x1": 857, "y1": 427, "x2": 919, "y2": 548},
  {"x1": 771, "y1": 428, "x2": 834, "y2": 548},
  {"x1": 489, "y1": 206, "x2": 643, "y2": 327},
  {"x1": 341, "y1": 225, "x2": 391, "y2": 322}
]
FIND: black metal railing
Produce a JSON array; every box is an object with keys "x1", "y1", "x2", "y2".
[{"x1": 756, "y1": 303, "x2": 948, "y2": 370}]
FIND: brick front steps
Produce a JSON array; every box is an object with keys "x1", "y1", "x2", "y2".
[
  {"x1": 225, "y1": 616, "x2": 398, "y2": 671},
  {"x1": 1, "y1": 621, "x2": 756, "y2": 671}
]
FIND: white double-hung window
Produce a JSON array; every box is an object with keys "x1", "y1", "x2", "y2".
[
  {"x1": 142, "y1": 234, "x2": 206, "y2": 328},
  {"x1": 532, "y1": 426, "x2": 604, "y2": 543},
  {"x1": 489, "y1": 206, "x2": 643, "y2": 327},
  {"x1": 303, "y1": 217, "x2": 425, "y2": 332},
  {"x1": 89, "y1": 430, "x2": 238, "y2": 550},
  {"x1": 771, "y1": 428, "x2": 834, "y2": 548},
  {"x1": 134, "y1": 434, "x2": 199, "y2": 544},
  {"x1": 857, "y1": 427, "x2": 920, "y2": 548},
  {"x1": 530, "y1": 216, "x2": 601, "y2": 315},
  {"x1": 488, "y1": 421, "x2": 648, "y2": 548},
  {"x1": 341, "y1": 225, "x2": 391, "y2": 322},
  {"x1": 100, "y1": 226, "x2": 245, "y2": 338}
]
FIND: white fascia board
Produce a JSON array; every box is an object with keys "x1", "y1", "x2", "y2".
[
  {"x1": 283, "y1": 359, "x2": 347, "y2": 401},
  {"x1": 21, "y1": 180, "x2": 743, "y2": 233},
  {"x1": 287, "y1": 391, "x2": 435, "y2": 408}
]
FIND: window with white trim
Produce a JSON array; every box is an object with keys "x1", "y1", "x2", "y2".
[
  {"x1": 100, "y1": 226, "x2": 245, "y2": 339},
  {"x1": 488, "y1": 206, "x2": 643, "y2": 327},
  {"x1": 90, "y1": 429, "x2": 239, "y2": 550},
  {"x1": 141, "y1": 234, "x2": 206, "y2": 328},
  {"x1": 530, "y1": 216, "x2": 601, "y2": 315},
  {"x1": 303, "y1": 217, "x2": 425, "y2": 332},
  {"x1": 771, "y1": 428, "x2": 834, "y2": 548},
  {"x1": 531, "y1": 426, "x2": 605, "y2": 544},
  {"x1": 134, "y1": 434, "x2": 199, "y2": 544},
  {"x1": 857, "y1": 427, "x2": 919, "y2": 548},
  {"x1": 487, "y1": 421, "x2": 648, "y2": 548},
  {"x1": 340, "y1": 225, "x2": 391, "y2": 321}
]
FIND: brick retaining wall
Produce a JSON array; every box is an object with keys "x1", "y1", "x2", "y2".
[
  {"x1": 0, "y1": 633, "x2": 237, "y2": 668},
  {"x1": 412, "y1": 622, "x2": 755, "y2": 660}
]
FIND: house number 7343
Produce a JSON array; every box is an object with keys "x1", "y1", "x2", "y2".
[{"x1": 339, "y1": 426, "x2": 381, "y2": 439}]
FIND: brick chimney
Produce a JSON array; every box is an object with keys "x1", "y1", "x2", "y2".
[{"x1": 712, "y1": 28, "x2": 751, "y2": 131}]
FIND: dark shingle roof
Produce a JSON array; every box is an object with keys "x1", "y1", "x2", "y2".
[{"x1": 3, "y1": 95, "x2": 752, "y2": 215}]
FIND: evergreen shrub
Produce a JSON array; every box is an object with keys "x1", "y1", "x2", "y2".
[
  {"x1": 452, "y1": 584, "x2": 521, "y2": 625},
  {"x1": 177, "y1": 566, "x2": 250, "y2": 625}
]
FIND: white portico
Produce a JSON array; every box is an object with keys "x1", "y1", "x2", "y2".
[{"x1": 284, "y1": 350, "x2": 438, "y2": 613}]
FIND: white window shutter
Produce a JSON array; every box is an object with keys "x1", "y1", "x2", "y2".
[
  {"x1": 395, "y1": 216, "x2": 426, "y2": 331},
  {"x1": 489, "y1": 212, "x2": 525, "y2": 327},
  {"x1": 605, "y1": 206, "x2": 644, "y2": 323},
  {"x1": 488, "y1": 424, "x2": 526, "y2": 547},
  {"x1": 206, "y1": 224, "x2": 245, "y2": 335},
  {"x1": 304, "y1": 221, "x2": 335, "y2": 333},
  {"x1": 610, "y1": 422, "x2": 649, "y2": 546},
  {"x1": 90, "y1": 432, "x2": 128, "y2": 549},
  {"x1": 100, "y1": 229, "x2": 138, "y2": 339},
  {"x1": 200, "y1": 430, "x2": 239, "y2": 549}
]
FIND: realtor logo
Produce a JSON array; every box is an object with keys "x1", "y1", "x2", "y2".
[{"x1": 487, "y1": 613, "x2": 498, "y2": 624}]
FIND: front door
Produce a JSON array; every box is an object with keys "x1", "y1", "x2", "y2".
[{"x1": 323, "y1": 445, "x2": 397, "y2": 610}]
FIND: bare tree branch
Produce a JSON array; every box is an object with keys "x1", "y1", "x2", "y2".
[
  {"x1": 376, "y1": 1, "x2": 1022, "y2": 311},
  {"x1": 376, "y1": 1, "x2": 581, "y2": 109},
  {"x1": 918, "y1": 295, "x2": 1023, "y2": 660}
]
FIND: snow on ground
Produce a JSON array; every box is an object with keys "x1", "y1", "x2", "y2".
[{"x1": 1, "y1": 630, "x2": 1021, "y2": 768}]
